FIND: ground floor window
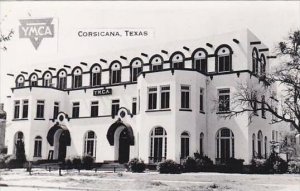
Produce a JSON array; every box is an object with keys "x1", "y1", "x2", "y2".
[
  {"x1": 252, "y1": 133, "x2": 256, "y2": 158},
  {"x1": 150, "y1": 127, "x2": 167, "y2": 163},
  {"x1": 84, "y1": 131, "x2": 97, "y2": 158},
  {"x1": 181, "y1": 132, "x2": 190, "y2": 159},
  {"x1": 216, "y1": 128, "x2": 234, "y2": 163},
  {"x1": 14, "y1": 131, "x2": 24, "y2": 154},
  {"x1": 257, "y1": 131, "x2": 263, "y2": 158},
  {"x1": 200, "y1": 132, "x2": 204, "y2": 155},
  {"x1": 264, "y1": 136, "x2": 268, "y2": 159},
  {"x1": 34, "y1": 136, "x2": 42, "y2": 157}
]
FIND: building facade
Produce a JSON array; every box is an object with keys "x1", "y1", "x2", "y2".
[
  {"x1": 0, "y1": 103, "x2": 6, "y2": 152},
  {"x1": 5, "y1": 29, "x2": 275, "y2": 164}
]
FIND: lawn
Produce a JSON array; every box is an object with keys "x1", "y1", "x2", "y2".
[{"x1": 0, "y1": 169, "x2": 299, "y2": 191}]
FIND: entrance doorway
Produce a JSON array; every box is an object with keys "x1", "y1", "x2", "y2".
[
  {"x1": 118, "y1": 128, "x2": 130, "y2": 163},
  {"x1": 58, "y1": 131, "x2": 69, "y2": 161}
]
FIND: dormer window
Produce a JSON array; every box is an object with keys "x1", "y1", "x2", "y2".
[
  {"x1": 150, "y1": 55, "x2": 163, "y2": 71},
  {"x1": 216, "y1": 45, "x2": 232, "y2": 73},
  {"x1": 131, "y1": 58, "x2": 143, "y2": 82},
  {"x1": 90, "y1": 64, "x2": 101, "y2": 87},
  {"x1": 16, "y1": 75, "x2": 25, "y2": 87},
  {"x1": 193, "y1": 49, "x2": 207, "y2": 73},
  {"x1": 43, "y1": 71, "x2": 52, "y2": 87},
  {"x1": 252, "y1": 48, "x2": 259, "y2": 75},
  {"x1": 110, "y1": 61, "x2": 122, "y2": 84},
  {"x1": 72, "y1": 67, "x2": 83, "y2": 89},
  {"x1": 170, "y1": 52, "x2": 185, "y2": 69},
  {"x1": 57, "y1": 69, "x2": 67, "y2": 90},
  {"x1": 29, "y1": 73, "x2": 38, "y2": 86}
]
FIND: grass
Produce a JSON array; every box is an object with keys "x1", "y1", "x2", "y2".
[{"x1": 0, "y1": 169, "x2": 299, "y2": 191}]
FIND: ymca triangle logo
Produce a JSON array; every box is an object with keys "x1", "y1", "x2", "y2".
[{"x1": 19, "y1": 18, "x2": 54, "y2": 50}]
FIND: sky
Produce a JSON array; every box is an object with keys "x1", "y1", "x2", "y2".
[{"x1": 0, "y1": 1, "x2": 299, "y2": 107}]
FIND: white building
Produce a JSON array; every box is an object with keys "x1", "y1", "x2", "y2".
[{"x1": 5, "y1": 29, "x2": 275, "y2": 164}]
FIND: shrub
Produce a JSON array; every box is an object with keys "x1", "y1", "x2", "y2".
[
  {"x1": 265, "y1": 153, "x2": 288, "y2": 174},
  {"x1": 5, "y1": 155, "x2": 24, "y2": 169},
  {"x1": 72, "y1": 157, "x2": 82, "y2": 170},
  {"x1": 64, "y1": 159, "x2": 73, "y2": 169},
  {"x1": 194, "y1": 154, "x2": 214, "y2": 172},
  {"x1": 250, "y1": 158, "x2": 268, "y2": 174},
  {"x1": 225, "y1": 158, "x2": 244, "y2": 173},
  {"x1": 183, "y1": 157, "x2": 197, "y2": 172},
  {"x1": 82, "y1": 155, "x2": 94, "y2": 170},
  {"x1": 158, "y1": 160, "x2": 181, "y2": 174},
  {"x1": 288, "y1": 160, "x2": 300, "y2": 174},
  {"x1": 0, "y1": 154, "x2": 10, "y2": 169},
  {"x1": 128, "y1": 158, "x2": 146, "y2": 173}
]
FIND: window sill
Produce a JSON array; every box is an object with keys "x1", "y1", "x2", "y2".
[
  {"x1": 146, "y1": 109, "x2": 171, "y2": 113},
  {"x1": 179, "y1": 108, "x2": 192, "y2": 112},
  {"x1": 216, "y1": 111, "x2": 231, "y2": 114},
  {"x1": 12, "y1": 118, "x2": 28, "y2": 121},
  {"x1": 200, "y1": 111, "x2": 205, "y2": 114},
  {"x1": 34, "y1": 118, "x2": 45, "y2": 120}
]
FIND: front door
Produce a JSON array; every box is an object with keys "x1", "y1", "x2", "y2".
[
  {"x1": 220, "y1": 139, "x2": 230, "y2": 163},
  {"x1": 58, "y1": 131, "x2": 68, "y2": 161},
  {"x1": 118, "y1": 129, "x2": 130, "y2": 163}
]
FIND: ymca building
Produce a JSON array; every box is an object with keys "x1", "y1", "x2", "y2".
[{"x1": 5, "y1": 29, "x2": 275, "y2": 164}]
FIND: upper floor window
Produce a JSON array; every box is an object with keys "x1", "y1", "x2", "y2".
[
  {"x1": 111, "y1": 99, "x2": 120, "y2": 117},
  {"x1": 132, "y1": 97, "x2": 137, "y2": 115},
  {"x1": 260, "y1": 54, "x2": 266, "y2": 76},
  {"x1": 261, "y1": 95, "x2": 266, "y2": 118},
  {"x1": 193, "y1": 49, "x2": 207, "y2": 73},
  {"x1": 16, "y1": 75, "x2": 25, "y2": 87},
  {"x1": 72, "y1": 67, "x2": 82, "y2": 89},
  {"x1": 148, "y1": 87, "x2": 157, "y2": 110},
  {"x1": 43, "y1": 71, "x2": 52, "y2": 87},
  {"x1": 29, "y1": 73, "x2": 38, "y2": 86},
  {"x1": 150, "y1": 55, "x2": 163, "y2": 71},
  {"x1": 72, "y1": 102, "x2": 80, "y2": 118},
  {"x1": 216, "y1": 45, "x2": 232, "y2": 73},
  {"x1": 36, "y1": 100, "x2": 45, "y2": 119},
  {"x1": 161, "y1": 86, "x2": 170, "y2": 109},
  {"x1": 170, "y1": 52, "x2": 185, "y2": 69},
  {"x1": 57, "y1": 69, "x2": 67, "y2": 90},
  {"x1": 90, "y1": 64, "x2": 101, "y2": 87},
  {"x1": 200, "y1": 88, "x2": 204, "y2": 112},
  {"x1": 22, "y1": 100, "x2": 29, "y2": 119},
  {"x1": 131, "y1": 58, "x2": 143, "y2": 82},
  {"x1": 218, "y1": 89, "x2": 230, "y2": 112},
  {"x1": 91, "y1": 101, "x2": 99, "y2": 117},
  {"x1": 110, "y1": 61, "x2": 121, "y2": 84},
  {"x1": 53, "y1": 101, "x2": 59, "y2": 119},
  {"x1": 252, "y1": 48, "x2": 259, "y2": 75},
  {"x1": 181, "y1": 85, "x2": 190, "y2": 109},
  {"x1": 14, "y1": 100, "x2": 20, "y2": 119}
]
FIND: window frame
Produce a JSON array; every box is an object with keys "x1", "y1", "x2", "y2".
[
  {"x1": 36, "y1": 100, "x2": 45, "y2": 119},
  {"x1": 218, "y1": 88, "x2": 230, "y2": 112},
  {"x1": 72, "y1": 102, "x2": 80, "y2": 118},
  {"x1": 180, "y1": 85, "x2": 191, "y2": 109}
]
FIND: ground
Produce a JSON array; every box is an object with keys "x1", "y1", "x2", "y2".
[{"x1": 0, "y1": 169, "x2": 300, "y2": 191}]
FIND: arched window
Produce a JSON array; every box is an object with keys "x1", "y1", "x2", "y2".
[
  {"x1": 29, "y1": 73, "x2": 38, "y2": 86},
  {"x1": 34, "y1": 136, "x2": 42, "y2": 157},
  {"x1": 110, "y1": 61, "x2": 122, "y2": 84},
  {"x1": 43, "y1": 71, "x2": 52, "y2": 87},
  {"x1": 216, "y1": 128, "x2": 234, "y2": 163},
  {"x1": 170, "y1": 52, "x2": 185, "y2": 69},
  {"x1": 84, "y1": 131, "x2": 97, "y2": 158},
  {"x1": 264, "y1": 136, "x2": 268, "y2": 159},
  {"x1": 252, "y1": 133, "x2": 256, "y2": 158},
  {"x1": 252, "y1": 48, "x2": 259, "y2": 75},
  {"x1": 192, "y1": 49, "x2": 207, "y2": 73},
  {"x1": 130, "y1": 58, "x2": 143, "y2": 82},
  {"x1": 150, "y1": 55, "x2": 163, "y2": 71},
  {"x1": 15, "y1": 75, "x2": 25, "y2": 87},
  {"x1": 181, "y1": 131, "x2": 190, "y2": 159},
  {"x1": 150, "y1": 127, "x2": 167, "y2": 163},
  {"x1": 57, "y1": 69, "x2": 67, "y2": 90},
  {"x1": 200, "y1": 132, "x2": 204, "y2": 155},
  {"x1": 72, "y1": 67, "x2": 82, "y2": 88},
  {"x1": 260, "y1": 54, "x2": 266, "y2": 76},
  {"x1": 90, "y1": 64, "x2": 101, "y2": 87},
  {"x1": 215, "y1": 45, "x2": 232, "y2": 73},
  {"x1": 258, "y1": 131, "x2": 263, "y2": 158},
  {"x1": 14, "y1": 131, "x2": 24, "y2": 154}
]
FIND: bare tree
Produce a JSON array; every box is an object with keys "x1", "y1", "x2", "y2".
[{"x1": 221, "y1": 30, "x2": 300, "y2": 133}]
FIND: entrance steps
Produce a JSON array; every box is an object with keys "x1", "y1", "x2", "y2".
[{"x1": 96, "y1": 162, "x2": 127, "y2": 172}]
